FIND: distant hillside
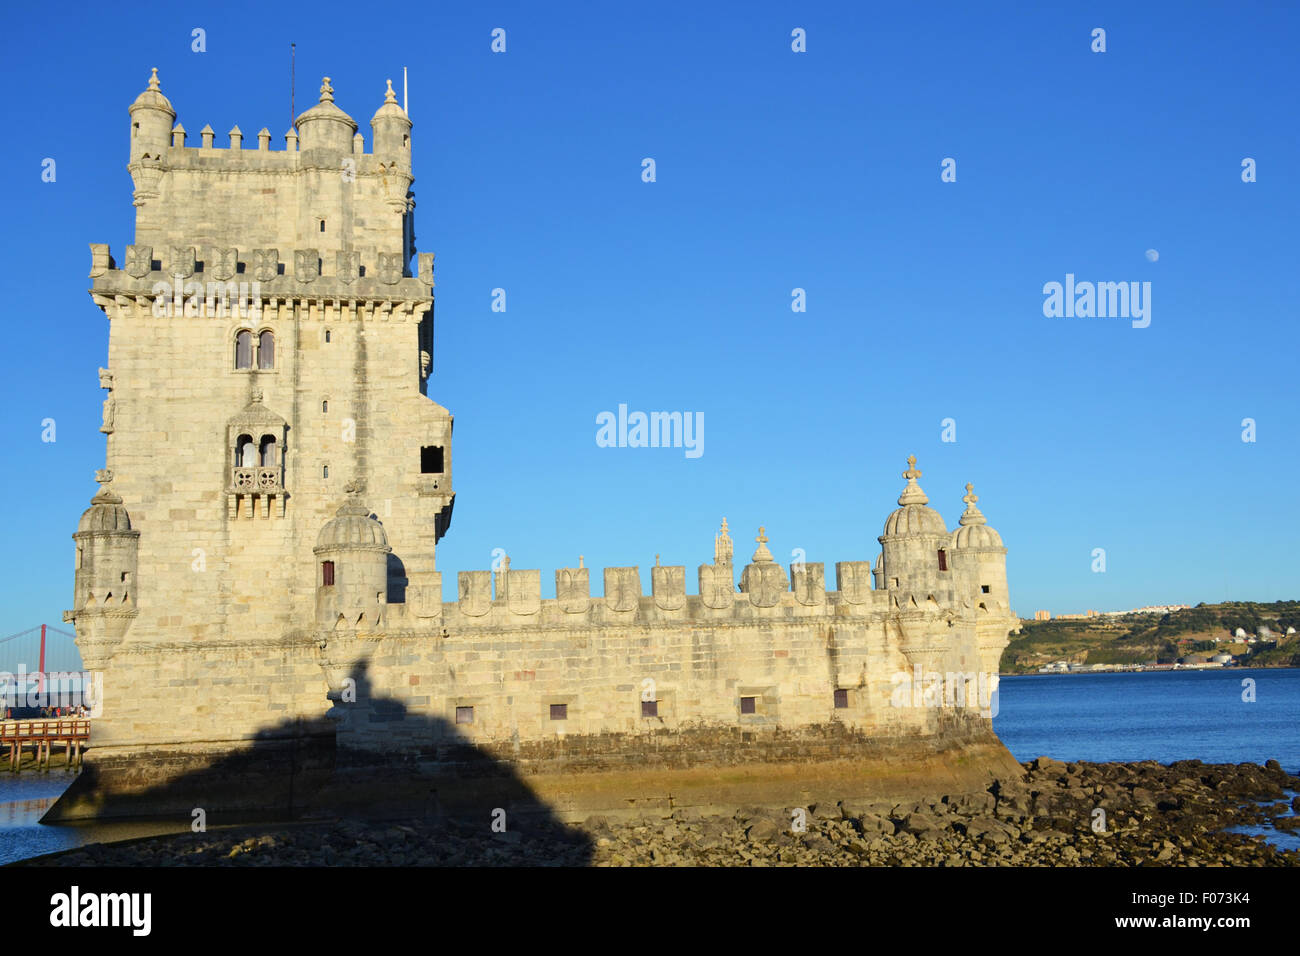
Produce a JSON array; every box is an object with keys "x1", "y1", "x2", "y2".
[{"x1": 1001, "y1": 601, "x2": 1300, "y2": 674}]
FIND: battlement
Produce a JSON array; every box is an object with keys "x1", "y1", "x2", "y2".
[
  {"x1": 397, "y1": 556, "x2": 995, "y2": 632},
  {"x1": 124, "y1": 70, "x2": 417, "y2": 263},
  {"x1": 87, "y1": 243, "x2": 434, "y2": 308}
]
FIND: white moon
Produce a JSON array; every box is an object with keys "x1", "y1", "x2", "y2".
[{"x1": 1145, "y1": 249, "x2": 1159, "y2": 262}]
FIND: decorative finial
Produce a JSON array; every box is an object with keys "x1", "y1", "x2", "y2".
[
  {"x1": 95, "y1": 468, "x2": 114, "y2": 486},
  {"x1": 714, "y1": 517, "x2": 734, "y2": 566},
  {"x1": 756, "y1": 527, "x2": 768, "y2": 545},
  {"x1": 959, "y1": 482, "x2": 986, "y2": 526},
  {"x1": 384, "y1": 79, "x2": 398, "y2": 105},
  {"x1": 343, "y1": 479, "x2": 362, "y2": 496},
  {"x1": 655, "y1": 554, "x2": 660, "y2": 567},
  {"x1": 897, "y1": 454, "x2": 929, "y2": 506},
  {"x1": 251, "y1": 388, "x2": 264, "y2": 403},
  {"x1": 147, "y1": 68, "x2": 161, "y2": 92},
  {"x1": 320, "y1": 77, "x2": 334, "y2": 103},
  {"x1": 579, "y1": 555, "x2": 584, "y2": 568},
  {"x1": 751, "y1": 526, "x2": 774, "y2": 563}
]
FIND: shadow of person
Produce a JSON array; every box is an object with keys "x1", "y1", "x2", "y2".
[{"x1": 41, "y1": 661, "x2": 594, "y2": 865}]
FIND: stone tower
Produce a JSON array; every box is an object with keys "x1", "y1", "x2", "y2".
[
  {"x1": 53, "y1": 69, "x2": 1024, "y2": 823},
  {"x1": 68, "y1": 69, "x2": 453, "y2": 747}
]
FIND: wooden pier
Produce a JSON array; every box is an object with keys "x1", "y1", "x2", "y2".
[{"x1": 0, "y1": 720, "x2": 90, "y2": 772}]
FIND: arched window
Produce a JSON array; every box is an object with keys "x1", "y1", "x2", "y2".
[
  {"x1": 256, "y1": 330, "x2": 275, "y2": 369},
  {"x1": 235, "y1": 434, "x2": 255, "y2": 467},
  {"x1": 234, "y1": 330, "x2": 253, "y2": 369},
  {"x1": 259, "y1": 435, "x2": 277, "y2": 467}
]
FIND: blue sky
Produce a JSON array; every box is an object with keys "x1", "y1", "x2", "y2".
[{"x1": 1, "y1": 0, "x2": 1296, "y2": 633}]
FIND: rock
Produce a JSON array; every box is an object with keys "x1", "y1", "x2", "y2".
[
  {"x1": 1032, "y1": 756, "x2": 1068, "y2": 775},
  {"x1": 811, "y1": 801, "x2": 843, "y2": 821},
  {"x1": 746, "y1": 818, "x2": 783, "y2": 843},
  {"x1": 857, "y1": 813, "x2": 896, "y2": 837},
  {"x1": 1131, "y1": 787, "x2": 1158, "y2": 807},
  {"x1": 901, "y1": 812, "x2": 942, "y2": 837}
]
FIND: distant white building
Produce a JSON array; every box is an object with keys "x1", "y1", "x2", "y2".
[{"x1": 1234, "y1": 627, "x2": 1248, "y2": 639}]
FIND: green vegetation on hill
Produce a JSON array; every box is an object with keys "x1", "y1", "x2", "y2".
[{"x1": 1001, "y1": 600, "x2": 1300, "y2": 674}]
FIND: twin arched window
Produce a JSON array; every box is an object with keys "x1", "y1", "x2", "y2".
[
  {"x1": 235, "y1": 329, "x2": 275, "y2": 370},
  {"x1": 235, "y1": 434, "x2": 278, "y2": 467}
]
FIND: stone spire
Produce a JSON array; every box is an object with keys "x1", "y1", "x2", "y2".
[
  {"x1": 714, "y1": 518, "x2": 733, "y2": 566},
  {"x1": 384, "y1": 78, "x2": 399, "y2": 105},
  {"x1": 751, "y1": 527, "x2": 774, "y2": 563},
  {"x1": 147, "y1": 68, "x2": 161, "y2": 92},
  {"x1": 898, "y1": 454, "x2": 929, "y2": 505},
  {"x1": 319, "y1": 77, "x2": 334, "y2": 103},
  {"x1": 959, "y1": 483, "x2": 987, "y2": 526}
]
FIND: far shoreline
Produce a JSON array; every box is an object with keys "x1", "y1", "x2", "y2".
[{"x1": 1000, "y1": 664, "x2": 1298, "y2": 678}]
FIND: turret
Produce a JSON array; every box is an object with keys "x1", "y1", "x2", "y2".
[
  {"x1": 295, "y1": 77, "x2": 358, "y2": 154},
  {"x1": 949, "y1": 483, "x2": 1009, "y2": 613},
  {"x1": 876, "y1": 456, "x2": 952, "y2": 599},
  {"x1": 128, "y1": 68, "x2": 174, "y2": 163},
  {"x1": 127, "y1": 68, "x2": 174, "y2": 208},
  {"x1": 64, "y1": 473, "x2": 139, "y2": 668},
  {"x1": 314, "y1": 482, "x2": 391, "y2": 630},
  {"x1": 370, "y1": 79, "x2": 412, "y2": 162}
]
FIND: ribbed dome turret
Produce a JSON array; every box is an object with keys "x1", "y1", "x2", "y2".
[
  {"x1": 951, "y1": 483, "x2": 1004, "y2": 549},
  {"x1": 882, "y1": 456, "x2": 948, "y2": 536},
  {"x1": 129, "y1": 68, "x2": 175, "y2": 118},
  {"x1": 77, "y1": 485, "x2": 133, "y2": 533},
  {"x1": 314, "y1": 484, "x2": 390, "y2": 552}
]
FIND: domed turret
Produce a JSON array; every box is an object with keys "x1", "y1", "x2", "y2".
[
  {"x1": 77, "y1": 487, "x2": 133, "y2": 534},
  {"x1": 951, "y1": 483, "x2": 1004, "y2": 550},
  {"x1": 877, "y1": 456, "x2": 952, "y2": 596},
  {"x1": 313, "y1": 481, "x2": 391, "y2": 629},
  {"x1": 128, "y1": 68, "x2": 174, "y2": 204},
  {"x1": 949, "y1": 483, "x2": 1009, "y2": 611},
  {"x1": 128, "y1": 68, "x2": 175, "y2": 161},
  {"x1": 296, "y1": 77, "x2": 358, "y2": 153},
  {"x1": 370, "y1": 79, "x2": 411, "y2": 159},
  {"x1": 66, "y1": 473, "x2": 140, "y2": 668},
  {"x1": 739, "y1": 526, "x2": 789, "y2": 605}
]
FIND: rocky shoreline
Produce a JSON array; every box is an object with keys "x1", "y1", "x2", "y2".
[{"x1": 20, "y1": 758, "x2": 1300, "y2": 867}]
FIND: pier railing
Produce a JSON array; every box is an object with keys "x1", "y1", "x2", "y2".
[{"x1": 0, "y1": 719, "x2": 90, "y2": 771}]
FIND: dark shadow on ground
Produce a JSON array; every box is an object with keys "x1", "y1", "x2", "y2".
[{"x1": 40, "y1": 661, "x2": 594, "y2": 865}]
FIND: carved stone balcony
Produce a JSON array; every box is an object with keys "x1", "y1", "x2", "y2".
[
  {"x1": 231, "y1": 466, "x2": 283, "y2": 493},
  {"x1": 228, "y1": 465, "x2": 286, "y2": 518}
]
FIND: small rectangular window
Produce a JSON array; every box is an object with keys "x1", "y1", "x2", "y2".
[
  {"x1": 421, "y1": 445, "x2": 445, "y2": 474},
  {"x1": 319, "y1": 220, "x2": 326, "y2": 232},
  {"x1": 937, "y1": 549, "x2": 948, "y2": 571},
  {"x1": 455, "y1": 705, "x2": 474, "y2": 725},
  {"x1": 325, "y1": 330, "x2": 331, "y2": 343},
  {"x1": 549, "y1": 703, "x2": 567, "y2": 721},
  {"x1": 834, "y1": 689, "x2": 849, "y2": 709},
  {"x1": 981, "y1": 585, "x2": 991, "y2": 593},
  {"x1": 740, "y1": 696, "x2": 757, "y2": 715},
  {"x1": 641, "y1": 700, "x2": 658, "y2": 718},
  {"x1": 321, "y1": 561, "x2": 335, "y2": 586}
]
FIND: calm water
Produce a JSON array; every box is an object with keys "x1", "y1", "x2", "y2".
[
  {"x1": 1, "y1": 667, "x2": 1296, "y2": 864},
  {"x1": 993, "y1": 667, "x2": 1300, "y2": 770}
]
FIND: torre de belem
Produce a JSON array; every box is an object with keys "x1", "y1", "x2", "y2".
[{"x1": 51, "y1": 71, "x2": 1023, "y2": 822}]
